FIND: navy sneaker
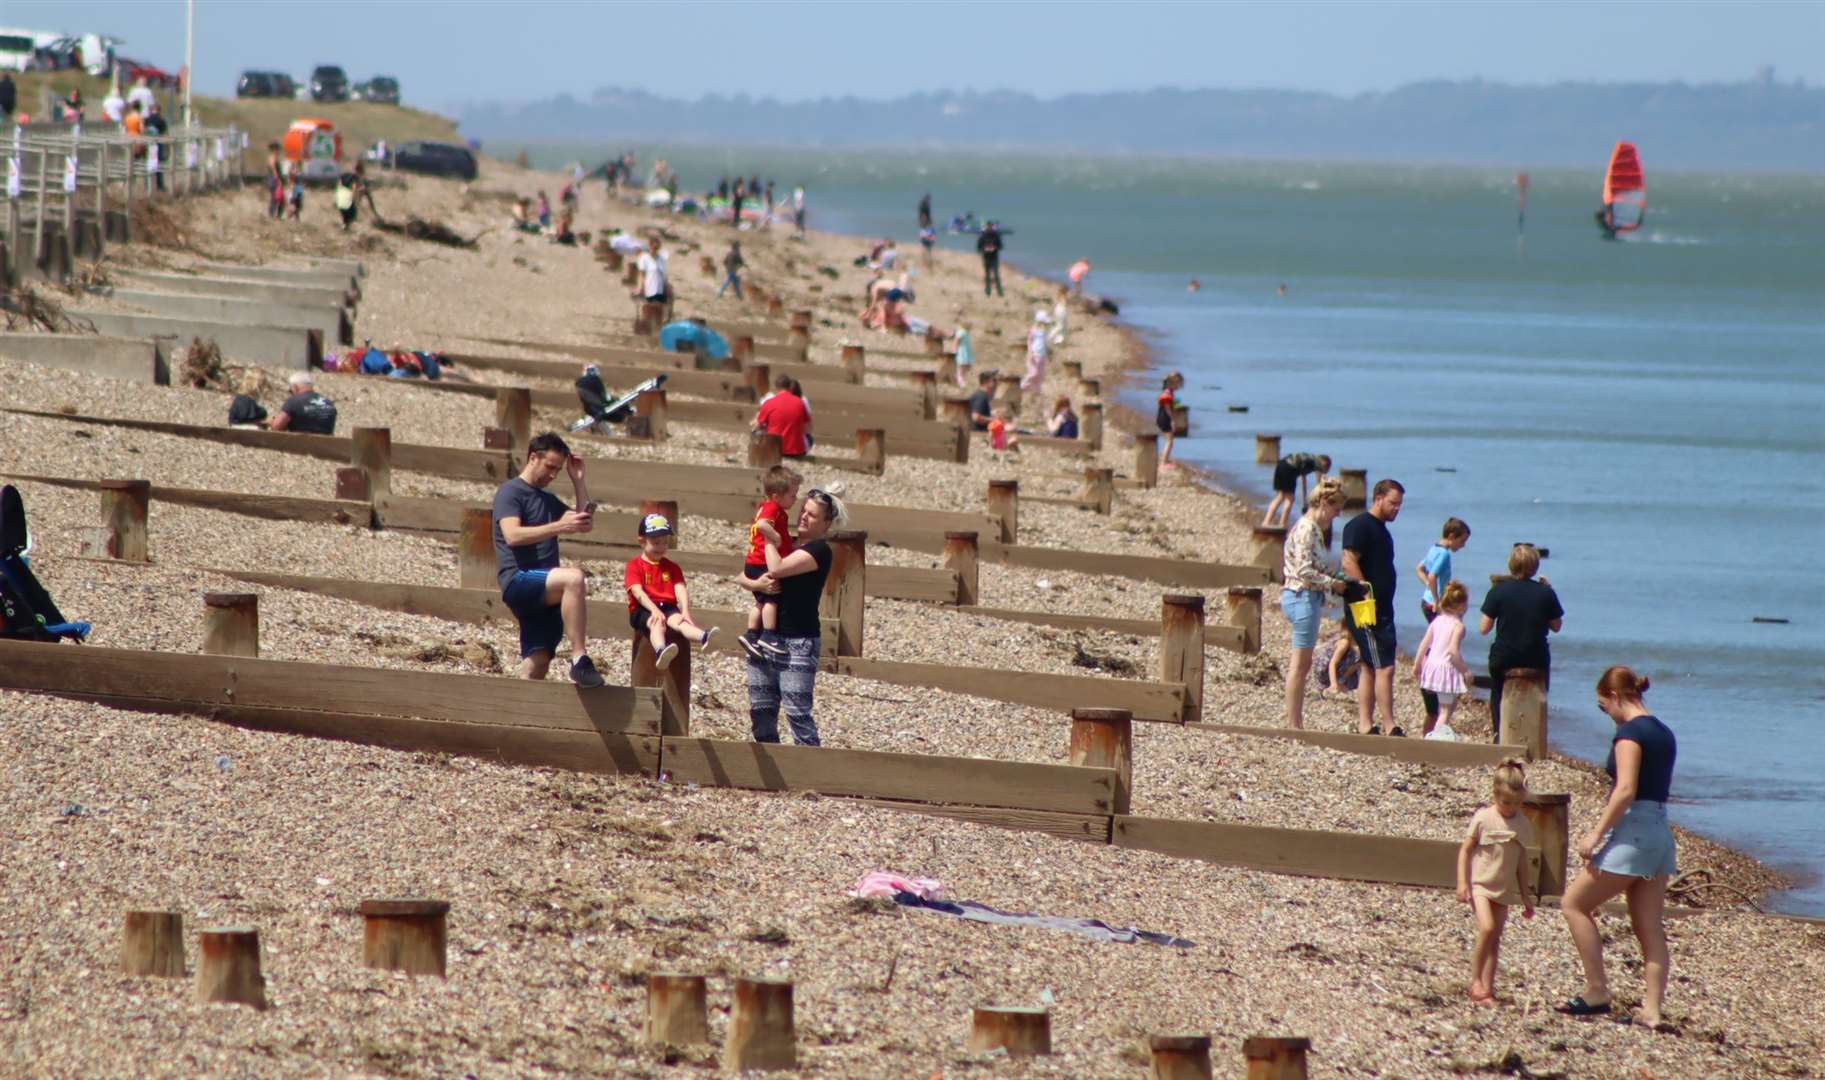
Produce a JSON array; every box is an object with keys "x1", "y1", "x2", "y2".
[
  {"x1": 570, "y1": 654, "x2": 605, "y2": 688},
  {"x1": 738, "y1": 631, "x2": 767, "y2": 661}
]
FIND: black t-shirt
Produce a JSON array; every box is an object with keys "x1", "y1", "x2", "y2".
[
  {"x1": 1481, "y1": 577, "x2": 1564, "y2": 670},
  {"x1": 491, "y1": 477, "x2": 569, "y2": 589},
  {"x1": 1606, "y1": 714, "x2": 1676, "y2": 802},
  {"x1": 775, "y1": 539, "x2": 834, "y2": 637},
  {"x1": 976, "y1": 230, "x2": 1002, "y2": 258},
  {"x1": 227, "y1": 394, "x2": 267, "y2": 426},
  {"x1": 280, "y1": 391, "x2": 337, "y2": 435},
  {"x1": 966, "y1": 388, "x2": 994, "y2": 431},
  {"x1": 1341, "y1": 511, "x2": 1396, "y2": 622}
]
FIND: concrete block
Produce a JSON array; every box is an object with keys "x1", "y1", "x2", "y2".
[
  {"x1": 64, "y1": 310, "x2": 322, "y2": 369},
  {"x1": 102, "y1": 289, "x2": 350, "y2": 347},
  {"x1": 0, "y1": 333, "x2": 168, "y2": 385}
]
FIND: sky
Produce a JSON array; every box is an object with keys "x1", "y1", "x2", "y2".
[{"x1": 7, "y1": 0, "x2": 1821, "y2": 110}]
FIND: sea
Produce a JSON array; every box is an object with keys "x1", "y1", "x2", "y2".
[{"x1": 511, "y1": 144, "x2": 1825, "y2": 916}]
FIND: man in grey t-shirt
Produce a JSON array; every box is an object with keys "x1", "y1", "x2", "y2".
[{"x1": 491, "y1": 432, "x2": 601, "y2": 685}]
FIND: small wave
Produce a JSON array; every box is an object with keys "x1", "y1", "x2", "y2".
[
  {"x1": 1638, "y1": 231, "x2": 1705, "y2": 246},
  {"x1": 1284, "y1": 179, "x2": 1323, "y2": 191}
]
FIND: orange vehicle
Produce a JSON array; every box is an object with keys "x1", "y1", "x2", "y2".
[{"x1": 282, "y1": 118, "x2": 341, "y2": 181}]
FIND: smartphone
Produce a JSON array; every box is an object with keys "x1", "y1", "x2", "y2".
[{"x1": 582, "y1": 500, "x2": 601, "y2": 514}]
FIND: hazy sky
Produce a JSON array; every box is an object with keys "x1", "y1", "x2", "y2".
[{"x1": 10, "y1": 0, "x2": 1821, "y2": 109}]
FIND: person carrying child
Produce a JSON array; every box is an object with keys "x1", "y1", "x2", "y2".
[
  {"x1": 624, "y1": 513, "x2": 715, "y2": 670},
  {"x1": 1414, "y1": 581, "x2": 1474, "y2": 738},
  {"x1": 740, "y1": 466, "x2": 801, "y2": 661},
  {"x1": 1456, "y1": 758, "x2": 1538, "y2": 1005},
  {"x1": 1156, "y1": 371, "x2": 1185, "y2": 468},
  {"x1": 1415, "y1": 516, "x2": 1471, "y2": 727}
]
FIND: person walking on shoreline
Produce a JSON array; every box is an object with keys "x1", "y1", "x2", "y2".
[
  {"x1": 491, "y1": 432, "x2": 604, "y2": 687},
  {"x1": 1281, "y1": 479, "x2": 1353, "y2": 729},
  {"x1": 917, "y1": 192, "x2": 932, "y2": 230},
  {"x1": 1342, "y1": 478, "x2": 1405, "y2": 735},
  {"x1": 977, "y1": 221, "x2": 1005, "y2": 297}
]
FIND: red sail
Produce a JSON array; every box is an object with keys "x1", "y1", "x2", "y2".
[{"x1": 1601, "y1": 141, "x2": 1647, "y2": 231}]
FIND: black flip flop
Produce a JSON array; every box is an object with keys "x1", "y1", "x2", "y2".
[{"x1": 1556, "y1": 996, "x2": 1612, "y2": 1016}]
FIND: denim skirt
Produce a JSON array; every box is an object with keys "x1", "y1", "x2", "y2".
[
  {"x1": 1591, "y1": 799, "x2": 1678, "y2": 879},
  {"x1": 1280, "y1": 588, "x2": 1324, "y2": 649}
]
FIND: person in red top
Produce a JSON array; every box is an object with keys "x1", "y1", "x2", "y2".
[
  {"x1": 741, "y1": 465, "x2": 802, "y2": 661},
  {"x1": 624, "y1": 513, "x2": 715, "y2": 670},
  {"x1": 1155, "y1": 370, "x2": 1184, "y2": 468},
  {"x1": 754, "y1": 373, "x2": 811, "y2": 457}
]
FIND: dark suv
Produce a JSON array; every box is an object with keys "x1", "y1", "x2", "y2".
[
  {"x1": 310, "y1": 65, "x2": 349, "y2": 102},
  {"x1": 392, "y1": 141, "x2": 479, "y2": 181},
  {"x1": 356, "y1": 76, "x2": 401, "y2": 105},
  {"x1": 237, "y1": 70, "x2": 294, "y2": 98}
]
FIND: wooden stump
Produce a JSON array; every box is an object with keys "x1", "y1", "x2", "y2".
[
  {"x1": 745, "y1": 362, "x2": 772, "y2": 402},
  {"x1": 790, "y1": 310, "x2": 811, "y2": 332},
  {"x1": 1225, "y1": 585, "x2": 1263, "y2": 655},
  {"x1": 1081, "y1": 402, "x2": 1104, "y2": 451},
  {"x1": 699, "y1": 254, "x2": 716, "y2": 276},
  {"x1": 1150, "y1": 1034, "x2": 1213, "y2": 1080},
  {"x1": 789, "y1": 325, "x2": 810, "y2": 347},
  {"x1": 733, "y1": 335, "x2": 755, "y2": 364},
  {"x1": 1135, "y1": 433, "x2": 1160, "y2": 489},
  {"x1": 767, "y1": 297, "x2": 785, "y2": 317},
  {"x1": 725, "y1": 977, "x2": 796, "y2": 1071},
  {"x1": 822, "y1": 530, "x2": 867, "y2": 656},
  {"x1": 459, "y1": 508, "x2": 496, "y2": 590},
  {"x1": 855, "y1": 428, "x2": 886, "y2": 474},
  {"x1": 943, "y1": 531, "x2": 979, "y2": 606},
  {"x1": 1255, "y1": 433, "x2": 1282, "y2": 465},
  {"x1": 967, "y1": 1006, "x2": 1051, "y2": 1056},
  {"x1": 1081, "y1": 466, "x2": 1115, "y2": 515},
  {"x1": 986, "y1": 480, "x2": 1019, "y2": 543},
  {"x1": 1077, "y1": 376, "x2": 1101, "y2": 402},
  {"x1": 1521, "y1": 792, "x2": 1572, "y2": 898},
  {"x1": 631, "y1": 625, "x2": 691, "y2": 732},
  {"x1": 494, "y1": 388, "x2": 532, "y2": 463},
  {"x1": 1161, "y1": 595, "x2": 1206, "y2": 722},
  {"x1": 334, "y1": 466, "x2": 372, "y2": 502},
  {"x1": 645, "y1": 972, "x2": 710, "y2": 1045},
  {"x1": 195, "y1": 927, "x2": 267, "y2": 1009},
  {"x1": 638, "y1": 499, "x2": 678, "y2": 540},
  {"x1": 748, "y1": 431, "x2": 783, "y2": 469},
  {"x1": 481, "y1": 426, "x2": 513, "y2": 451},
  {"x1": 1062, "y1": 359, "x2": 1083, "y2": 381},
  {"x1": 350, "y1": 426, "x2": 393, "y2": 497},
  {"x1": 1249, "y1": 526, "x2": 1286, "y2": 579},
  {"x1": 1242, "y1": 1036, "x2": 1310, "y2": 1080},
  {"x1": 121, "y1": 910, "x2": 185, "y2": 977},
  {"x1": 94, "y1": 479, "x2": 150, "y2": 562},
  {"x1": 923, "y1": 328, "x2": 944, "y2": 357},
  {"x1": 936, "y1": 351, "x2": 956, "y2": 386},
  {"x1": 841, "y1": 344, "x2": 865, "y2": 381},
  {"x1": 1171, "y1": 404, "x2": 1190, "y2": 437},
  {"x1": 993, "y1": 373, "x2": 1023, "y2": 413},
  {"x1": 911, "y1": 371, "x2": 938, "y2": 419},
  {"x1": 360, "y1": 899, "x2": 449, "y2": 977},
  {"x1": 941, "y1": 396, "x2": 972, "y2": 427},
  {"x1": 1070, "y1": 708, "x2": 1132, "y2": 814},
  {"x1": 202, "y1": 593, "x2": 260, "y2": 658},
  {"x1": 1499, "y1": 668, "x2": 1549, "y2": 760},
  {"x1": 1339, "y1": 468, "x2": 1367, "y2": 510},
  {"x1": 635, "y1": 389, "x2": 669, "y2": 440}
]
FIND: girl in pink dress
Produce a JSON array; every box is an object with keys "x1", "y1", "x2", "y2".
[{"x1": 1413, "y1": 581, "x2": 1473, "y2": 737}]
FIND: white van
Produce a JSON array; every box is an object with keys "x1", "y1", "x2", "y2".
[{"x1": 0, "y1": 28, "x2": 40, "y2": 72}]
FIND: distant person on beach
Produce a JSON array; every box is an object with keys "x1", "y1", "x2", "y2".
[
  {"x1": 265, "y1": 143, "x2": 285, "y2": 218},
  {"x1": 624, "y1": 513, "x2": 715, "y2": 671},
  {"x1": 919, "y1": 224, "x2": 936, "y2": 266},
  {"x1": 268, "y1": 372, "x2": 337, "y2": 434},
  {"x1": 536, "y1": 191, "x2": 551, "y2": 230},
  {"x1": 737, "y1": 488, "x2": 848, "y2": 746},
  {"x1": 1047, "y1": 397, "x2": 1079, "y2": 439},
  {"x1": 1277, "y1": 283, "x2": 1288, "y2": 297},
  {"x1": 143, "y1": 103, "x2": 169, "y2": 191},
  {"x1": 1457, "y1": 758, "x2": 1538, "y2": 1005},
  {"x1": 1280, "y1": 478, "x2": 1352, "y2": 729},
  {"x1": 1479, "y1": 543, "x2": 1563, "y2": 742},
  {"x1": 227, "y1": 371, "x2": 269, "y2": 428},
  {"x1": 0, "y1": 73, "x2": 15, "y2": 120},
  {"x1": 1413, "y1": 581, "x2": 1474, "y2": 738},
  {"x1": 754, "y1": 373, "x2": 811, "y2": 458},
  {"x1": 966, "y1": 370, "x2": 996, "y2": 431},
  {"x1": 288, "y1": 172, "x2": 304, "y2": 221},
  {"x1": 492, "y1": 432, "x2": 603, "y2": 687},
  {"x1": 1156, "y1": 371, "x2": 1184, "y2": 468},
  {"x1": 764, "y1": 179, "x2": 775, "y2": 224},
  {"x1": 1022, "y1": 311, "x2": 1051, "y2": 392},
  {"x1": 1415, "y1": 516, "x2": 1472, "y2": 728},
  {"x1": 878, "y1": 238, "x2": 899, "y2": 271},
  {"x1": 1069, "y1": 258, "x2": 1091, "y2": 294},
  {"x1": 731, "y1": 178, "x2": 745, "y2": 226},
  {"x1": 1342, "y1": 478, "x2": 1405, "y2": 735},
  {"x1": 977, "y1": 222, "x2": 1005, "y2": 297},
  {"x1": 1557, "y1": 665, "x2": 1677, "y2": 1027},
  {"x1": 793, "y1": 185, "x2": 806, "y2": 234},
  {"x1": 951, "y1": 320, "x2": 975, "y2": 387},
  {"x1": 988, "y1": 405, "x2": 1014, "y2": 452},
  {"x1": 1263, "y1": 452, "x2": 1333, "y2": 528},
  {"x1": 719, "y1": 240, "x2": 745, "y2": 299},
  {"x1": 638, "y1": 237, "x2": 670, "y2": 316},
  {"x1": 1188, "y1": 279, "x2": 1201, "y2": 292},
  {"x1": 917, "y1": 192, "x2": 932, "y2": 229},
  {"x1": 741, "y1": 466, "x2": 802, "y2": 662},
  {"x1": 1049, "y1": 287, "x2": 1070, "y2": 348}
]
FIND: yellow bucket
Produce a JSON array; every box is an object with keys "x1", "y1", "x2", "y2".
[{"x1": 1348, "y1": 587, "x2": 1377, "y2": 628}]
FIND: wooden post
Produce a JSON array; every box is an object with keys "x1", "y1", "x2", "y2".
[
  {"x1": 622, "y1": 262, "x2": 639, "y2": 287},
  {"x1": 725, "y1": 977, "x2": 796, "y2": 1072},
  {"x1": 94, "y1": 479, "x2": 150, "y2": 562},
  {"x1": 1136, "y1": 433, "x2": 1160, "y2": 488},
  {"x1": 359, "y1": 899, "x2": 449, "y2": 977},
  {"x1": 1171, "y1": 404, "x2": 1190, "y2": 437},
  {"x1": 699, "y1": 253, "x2": 716, "y2": 276},
  {"x1": 855, "y1": 428, "x2": 886, "y2": 474},
  {"x1": 943, "y1": 531, "x2": 979, "y2": 606},
  {"x1": 195, "y1": 927, "x2": 267, "y2": 1009},
  {"x1": 941, "y1": 396, "x2": 972, "y2": 426},
  {"x1": 603, "y1": 249, "x2": 623, "y2": 272},
  {"x1": 822, "y1": 530, "x2": 867, "y2": 656},
  {"x1": 733, "y1": 335, "x2": 755, "y2": 364},
  {"x1": 910, "y1": 370, "x2": 938, "y2": 419},
  {"x1": 202, "y1": 593, "x2": 260, "y2": 658},
  {"x1": 1062, "y1": 358, "x2": 1083, "y2": 381},
  {"x1": 986, "y1": 480, "x2": 1018, "y2": 543},
  {"x1": 994, "y1": 373, "x2": 1023, "y2": 413},
  {"x1": 1150, "y1": 1035, "x2": 1213, "y2": 1080},
  {"x1": 1242, "y1": 1036, "x2": 1310, "y2": 1080},
  {"x1": 748, "y1": 431, "x2": 783, "y2": 469},
  {"x1": 745, "y1": 362, "x2": 771, "y2": 401},
  {"x1": 481, "y1": 427, "x2": 513, "y2": 451},
  {"x1": 122, "y1": 911, "x2": 185, "y2": 977},
  {"x1": 334, "y1": 466, "x2": 372, "y2": 502},
  {"x1": 967, "y1": 1007, "x2": 1051, "y2": 1057},
  {"x1": 937, "y1": 350, "x2": 956, "y2": 386},
  {"x1": 645, "y1": 973, "x2": 710, "y2": 1045},
  {"x1": 638, "y1": 499, "x2": 679, "y2": 540},
  {"x1": 1224, "y1": 586, "x2": 1262, "y2": 655},
  {"x1": 635, "y1": 389, "x2": 668, "y2": 440},
  {"x1": 789, "y1": 324, "x2": 810, "y2": 347},
  {"x1": 459, "y1": 508, "x2": 496, "y2": 590},
  {"x1": 1081, "y1": 402, "x2": 1104, "y2": 451},
  {"x1": 923, "y1": 328, "x2": 944, "y2": 357},
  {"x1": 1521, "y1": 792, "x2": 1572, "y2": 898},
  {"x1": 630, "y1": 627, "x2": 691, "y2": 732},
  {"x1": 494, "y1": 389, "x2": 532, "y2": 463},
  {"x1": 841, "y1": 343, "x2": 865, "y2": 381},
  {"x1": 1160, "y1": 595, "x2": 1205, "y2": 722},
  {"x1": 1255, "y1": 433, "x2": 1282, "y2": 465},
  {"x1": 1339, "y1": 468, "x2": 1367, "y2": 510},
  {"x1": 1069, "y1": 707, "x2": 1132, "y2": 814},
  {"x1": 1082, "y1": 466, "x2": 1115, "y2": 515},
  {"x1": 789, "y1": 308, "x2": 812, "y2": 332},
  {"x1": 94, "y1": 141, "x2": 109, "y2": 258},
  {"x1": 1077, "y1": 375, "x2": 1101, "y2": 401},
  {"x1": 641, "y1": 301, "x2": 667, "y2": 336},
  {"x1": 1249, "y1": 526, "x2": 1285, "y2": 579},
  {"x1": 1499, "y1": 668, "x2": 1549, "y2": 760},
  {"x1": 350, "y1": 426, "x2": 393, "y2": 497},
  {"x1": 767, "y1": 296, "x2": 785, "y2": 317}
]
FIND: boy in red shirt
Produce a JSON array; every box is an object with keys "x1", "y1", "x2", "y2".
[
  {"x1": 624, "y1": 513, "x2": 714, "y2": 670},
  {"x1": 741, "y1": 466, "x2": 801, "y2": 661}
]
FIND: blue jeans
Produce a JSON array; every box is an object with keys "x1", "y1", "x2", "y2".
[
  {"x1": 747, "y1": 636, "x2": 821, "y2": 745},
  {"x1": 719, "y1": 271, "x2": 743, "y2": 298}
]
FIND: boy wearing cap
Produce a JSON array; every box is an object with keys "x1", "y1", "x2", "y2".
[{"x1": 625, "y1": 513, "x2": 715, "y2": 670}]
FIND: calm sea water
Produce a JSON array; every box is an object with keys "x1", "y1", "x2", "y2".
[{"x1": 513, "y1": 144, "x2": 1825, "y2": 915}]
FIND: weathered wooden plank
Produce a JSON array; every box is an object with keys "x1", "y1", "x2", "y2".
[
  {"x1": 864, "y1": 565, "x2": 960, "y2": 604},
  {"x1": 853, "y1": 799, "x2": 1111, "y2": 843},
  {"x1": 0, "y1": 639, "x2": 668, "y2": 735},
  {"x1": 1113, "y1": 816, "x2": 1469, "y2": 890},
  {"x1": 1015, "y1": 435, "x2": 1092, "y2": 456},
  {"x1": 1, "y1": 473, "x2": 373, "y2": 527},
  {"x1": 996, "y1": 544, "x2": 1274, "y2": 589},
  {"x1": 660, "y1": 736, "x2": 1121, "y2": 815},
  {"x1": 830, "y1": 657, "x2": 1185, "y2": 723},
  {"x1": 1187, "y1": 723, "x2": 1518, "y2": 767}
]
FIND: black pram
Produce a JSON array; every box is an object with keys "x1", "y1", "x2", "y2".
[
  {"x1": 0, "y1": 485, "x2": 89, "y2": 643},
  {"x1": 570, "y1": 369, "x2": 667, "y2": 434}
]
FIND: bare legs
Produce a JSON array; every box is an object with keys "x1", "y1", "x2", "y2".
[
  {"x1": 1627, "y1": 875, "x2": 1672, "y2": 1025},
  {"x1": 515, "y1": 567, "x2": 590, "y2": 680},
  {"x1": 1357, "y1": 665, "x2": 1396, "y2": 734},
  {"x1": 1263, "y1": 491, "x2": 1293, "y2": 528},
  {"x1": 1468, "y1": 896, "x2": 1509, "y2": 1002},
  {"x1": 1560, "y1": 867, "x2": 1637, "y2": 1008},
  {"x1": 1283, "y1": 645, "x2": 1315, "y2": 728}
]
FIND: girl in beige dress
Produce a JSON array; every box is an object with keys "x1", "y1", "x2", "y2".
[{"x1": 1456, "y1": 758, "x2": 1538, "y2": 1003}]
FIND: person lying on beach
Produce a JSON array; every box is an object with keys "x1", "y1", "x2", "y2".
[
  {"x1": 1457, "y1": 758, "x2": 1537, "y2": 1005},
  {"x1": 625, "y1": 513, "x2": 715, "y2": 671}
]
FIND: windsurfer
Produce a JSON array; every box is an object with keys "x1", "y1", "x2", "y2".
[{"x1": 1595, "y1": 203, "x2": 1618, "y2": 241}]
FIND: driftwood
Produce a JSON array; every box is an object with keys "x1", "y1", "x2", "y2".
[
  {"x1": 1, "y1": 286, "x2": 97, "y2": 334},
  {"x1": 374, "y1": 216, "x2": 483, "y2": 249}
]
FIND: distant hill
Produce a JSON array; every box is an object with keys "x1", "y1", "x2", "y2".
[{"x1": 458, "y1": 79, "x2": 1825, "y2": 170}]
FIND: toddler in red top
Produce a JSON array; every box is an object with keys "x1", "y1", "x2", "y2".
[
  {"x1": 1155, "y1": 370, "x2": 1184, "y2": 467},
  {"x1": 624, "y1": 513, "x2": 714, "y2": 670},
  {"x1": 742, "y1": 466, "x2": 801, "y2": 661}
]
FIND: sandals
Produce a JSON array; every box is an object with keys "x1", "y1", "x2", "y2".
[{"x1": 1556, "y1": 996, "x2": 1612, "y2": 1016}]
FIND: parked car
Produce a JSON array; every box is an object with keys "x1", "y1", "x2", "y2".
[
  {"x1": 354, "y1": 76, "x2": 400, "y2": 105},
  {"x1": 310, "y1": 64, "x2": 349, "y2": 102},
  {"x1": 391, "y1": 140, "x2": 478, "y2": 181},
  {"x1": 31, "y1": 36, "x2": 83, "y2": 71},
  {"x1": 237, "y1": 70, "x2": 294, "y2": 98},
  {"x1": 116, "y1": 57, "x2": 177, "y2": 89},
  {"x1": 0, "y1": 29, "x2": 38, "y2": 72}
]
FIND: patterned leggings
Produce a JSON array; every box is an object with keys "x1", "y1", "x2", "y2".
[{"x1": 746, "y1": 635, "x2": 822, "y2": 746}]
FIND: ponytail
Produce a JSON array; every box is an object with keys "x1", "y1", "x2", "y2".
[
  {"x1": 1492, "y1": 757, "x2": 1528, "y2": 796},
  {"x1": 1596, "y1": 665, "x2": 1650, "y2": 701}
]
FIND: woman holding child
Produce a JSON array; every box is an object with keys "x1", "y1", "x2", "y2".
[
  {"x1": 736, "y1": 487, "x2": 849, "y2": 746},
  {"x1": 1280, "y1": 478, "x2": 1355, "y2": 729}
]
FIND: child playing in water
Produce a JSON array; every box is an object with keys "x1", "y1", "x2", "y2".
[
  {"x1": 625, "y1": 513, "x2": 715, "y2": 670},
  {"x1": 1414, "y1": 580, "x2": 1474, "y2": 737},
  {"x1": 1156, "y1": 371, "x2": 1184, "y2": 468},
  {"x1": 1456, "y1": 758, "x2": 1537, "y2": 1005},
  {"x1": 740, "y1": 466, "x2": 800, "y2": 661}
]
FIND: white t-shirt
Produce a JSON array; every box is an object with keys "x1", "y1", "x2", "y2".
[
  {"x1": 638, "y1": 251, "x2": 668, "y2": 298},
  {"x1": 609, "y1": 233, "x2": 646, "y2": 256},
  {"x1": 102, "y1": 94, "x2": 126, "y2": 122},
  {"x1": 126, "y1": 85, "x2": 156, "y2": 113}
]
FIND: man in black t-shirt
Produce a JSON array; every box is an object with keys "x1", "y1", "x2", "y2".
[
  {"x1": 1478, "y1": 543, "x2": 1564, "y2": 742},
  {"x1": 491, "y1": 432, "x2": 603, "y2": 686},
  {"x1": 268, "y1": 372, "x2": 338, "y2": 434},
  {"x1": 1342, "y1": 478, "x2": 1404, "y2": 736},
  {"x1": 976, "y1": 222, "x2": 1004, "y2": 297},
  {"x1": 965, "y1": 371, "x2": 996, "y2": 431}
]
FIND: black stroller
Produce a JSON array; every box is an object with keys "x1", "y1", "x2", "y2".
[
  {"x1": 0, "y1": 485, "x2": 89, "y2": 644},
  {"x1": 569, "y1": 368, "x2": 667, "y2": 435}
]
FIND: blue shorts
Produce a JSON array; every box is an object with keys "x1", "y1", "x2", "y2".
[
  {"x1": 502, "y1": 570, "x2": 563, "y2": 659},
  {"x1": 1280, "y1": 589, "x2": 1325, "y2": 649},
  {"x1": 1348, "y1": 617, "x2": 1398, "y2": 670},
  {"x1": 1592, "y1": 800, "x2": 1678, "y2": 879}
]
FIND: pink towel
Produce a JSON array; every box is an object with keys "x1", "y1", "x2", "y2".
[{"x1": 850, "y1": 870, "x2": 946, "y2": 900}]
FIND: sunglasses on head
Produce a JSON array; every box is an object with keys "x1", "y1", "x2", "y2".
[{"x1": 806, "y1": 489, "x2": 835, "y2": 511}]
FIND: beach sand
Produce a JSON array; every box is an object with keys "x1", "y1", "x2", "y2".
[{"x1": 0, "y1": 160, "x2": 1819, "y2": 1078}]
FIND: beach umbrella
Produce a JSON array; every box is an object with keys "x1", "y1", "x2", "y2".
[{"x1": 659, "y1": 321, "x2": 731, "y2": 360}]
